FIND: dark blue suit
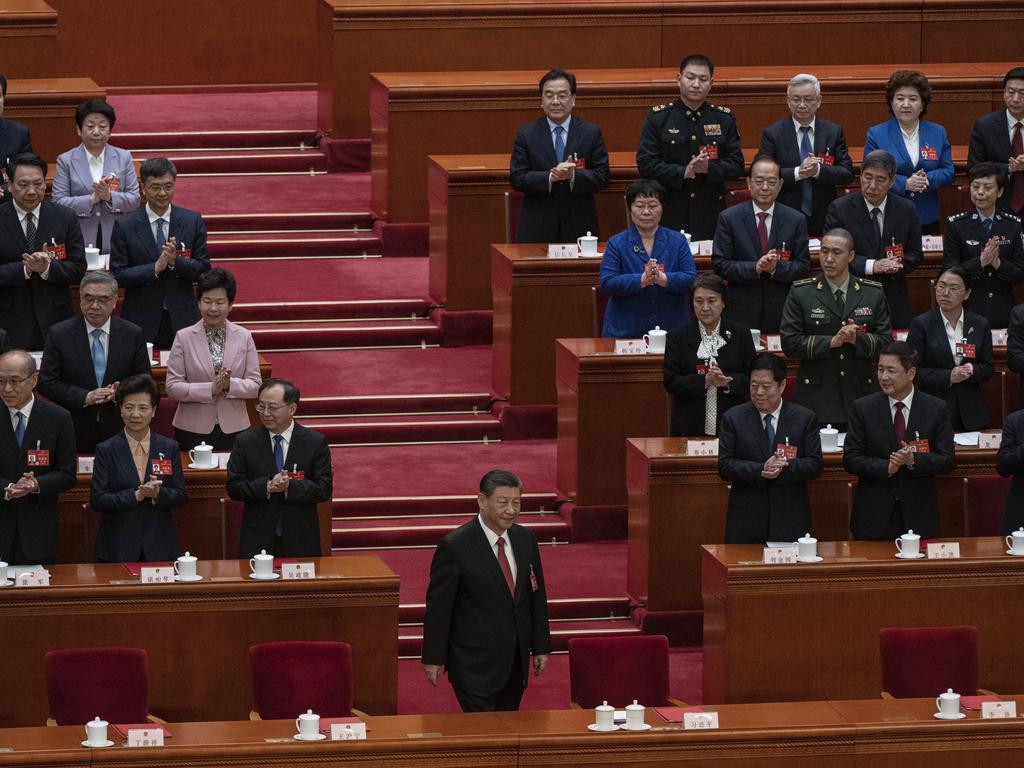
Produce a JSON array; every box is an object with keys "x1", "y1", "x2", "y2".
[
  {"x1": 509, "y1": 116, "x2": 609, "y2": 243},
  {"x1": 996, "y1": 409, "x2": 1024, "y2": 533},
  {"x1": 91, "y1": 430, "x2": 186, "y2": 562},
  {"x1": 711, "y1": 201, "x2": 810, "y2": 333},
  {"x1": 109, "y1": 206, "x2": 210, "y2": 343},
  {"x1": 757, "y1": 117, "x2": 854, "y2": 235},
  {"x1": 0, "y1": 118, "x2": 32, "y2": 203},
  {"x1": 864, "y1": 118, "x2": 954, "y2": 226},
  {"x1": 968, "y1": 110, "x2": 1022, "y2": 216}
]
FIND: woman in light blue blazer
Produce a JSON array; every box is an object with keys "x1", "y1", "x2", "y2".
[
  {"x1": 864, "y1": 70, "x2": 953, "y2": 234},
  {"x1": 52, "y1": 99, "x2": 140, "y2": 252}
]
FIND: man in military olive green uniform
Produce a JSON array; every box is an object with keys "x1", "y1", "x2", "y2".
[
  {"x1": 636, "y1": 54, "x2": 744, "y2": 240},
  {"x1": 780, "y1": 228, "x2": 892, "y2": 430}
]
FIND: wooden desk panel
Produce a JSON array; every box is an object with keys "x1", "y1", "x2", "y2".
[
  {"x1": 0, "y1": 557, "x2": 398, "y2": 727},
  {"x1": 4, "y1": 78, "x2": 104, "y2": 169},
  {"x1": 0, "y1": 1, "x2": 57, "y2": 80},
  {"x1": 374, "y1": 63, "x2": 1004, "y2": 222},
  {"x1": 702, "y1": 538, "x2": 1024, "y2": 704}
]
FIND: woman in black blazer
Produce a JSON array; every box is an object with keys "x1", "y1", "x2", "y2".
[
  {"x1": 906, "y1": 265, "x2": 993, "y2": 431},
  {"x1": 664, "y1": 273, "x2": 758, "y2": 436}
]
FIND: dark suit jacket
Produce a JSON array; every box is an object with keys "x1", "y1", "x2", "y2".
[
  {"x1": 0, "y1": 328, "x2": 8, "y2": 355},
  {"x1": 37, "y1": 315, "x2": 151, "y2": 453},
  {"x1": 421, "y1": 517, "x2": 551, "y2": 694},
  {"x1": 906, "y1": 308, "x2": 993, "y2": 431},
  {"x1": 996, "y1": 408, "x2": 1024, "y2": 533},
  {"x1": 109, "y1": 206, "x2": 210, "y2": 343},
  {"x1": 663, "y1": 317, "x2": 756, "y2": 436},
  {"x1": 0, "y1": 118, "x2": 32, "y2": 203},
  {"x1": 0, "y1": 202, "x2": 86, "y2": 349},
  {"x1": 91, "y1": 430, "x2": 186, "y2": 562},
  {"x1": 968, "y1": 110, "x2": 1022, "y2": 216},
  {"x1": 718, "y1": 400, "x2": 823, "y2": 543},
  {"x1": 843, "y1": 389, "x2": 955, "y2": 539},
  {"x1": 509, "y1": 116, "x2": 610, "y2": 243},
  {"x1": 823, "y1": 191, "x2": 923, "y2": 329},
  {"x1": 0, "y1": 397, "x2": 77, "y2": 562},
  {"x1": 757, "y1": 117, "x2": 854, "y2": 235},
  {"x1": 712, "y1": 201, "x2": 811, "y2": 332},
  {"x1": 1005, "y1": 303, "x2": 1024, "y2": 407},
  {"x1": 226, "y1": 422, "x2": 333, "y2": 558}
]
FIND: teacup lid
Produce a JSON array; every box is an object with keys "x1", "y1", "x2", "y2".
[
  {"x1": 939, "y1": 688, "x2": 958, "y2": 698},
  {"x1": 648, "y1": 326, "x2": 666, "y2": 335},
  {"x1": 596, "y1": 700, "x2": 613, "y2": 710},
  {"x1": 195, "y1": 442, "x2": 211, "y2": 449},
  {"x1": 903, "y1": 529, "x2": 919, "y2": 539},
  {"x1": 626, "y1": 699, "x2": 644, "y2": 709},
  {"x1": 178, "y1": 551, "x2": 196, "y2": 561},
  {"x1": 92, "y1": 716, "x2": 107, "y2": 724},
  {"x1": 798, "y1": 533, "x2": 816, "y2": 543},
  {"x1": 300, "y1": 708, "x2": 316, "y2": 717},
  {"x1": 255, "y1": 549, "x2": 274, "y2": 559},
  {"x1": 1015, "y1": 527, "x2": 1024, "y2": 534}
]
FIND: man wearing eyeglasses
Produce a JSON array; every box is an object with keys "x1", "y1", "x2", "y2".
[
  {"x1": 37, "y1": 271, "x2": 150, "y2": 453},
  {"x1": 227, "y1": 378, "x2": 333, "y2": 558},
  {"x1": 0, "y1": 349, "x2": 77, "y2": 565}
]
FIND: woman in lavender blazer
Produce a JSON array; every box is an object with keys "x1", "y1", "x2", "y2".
[
  {"x1": 165, "y1": 268, "x2": 262, "y2": 451},
  {"x1": 52, "y1": 99, "x2": 140, "y2": 252}
]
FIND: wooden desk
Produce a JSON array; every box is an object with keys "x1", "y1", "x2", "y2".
[
  {"x1": 0, "y1": 557, "x2": 398, "y2": 727},
  {"x1": 4, "y1": 78, "x2": 104, "y2": 170},
  {"x1": 0, "y1": 1, "x2": 57, "y2": 80},
  {"x1": 374, "y1": 63, "x2": 1006, "y2": 222},
  {"x1": 702, "y1": 537, "x2": 1024, "y2": 704}
]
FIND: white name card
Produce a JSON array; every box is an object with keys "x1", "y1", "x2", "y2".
[
  {"x1": 685, "y1": 439, "x2": 719, "y2": 457},
  {"x1": 979, "y1": 433, "x2": 1003, "y2": 449},
  {"x1": 982, "y1": 701, "x2": 1016, "y2": 719},
  {"x1": 127, "y1": 728, "x2": 165, "y2": 747},
  {"x1": 926, "y1": 542, "x2": 961, "y2": 559},
  {"x1": 922, "y1": 235, "x2": 944, "y2": 252},
  {"x1": 696, "y1": 240, "x2": 713, "y2": 256},
  {"x1": 281, "y1": 562, "x2": 316, "y2": 580},
  {"x1": 330, "y1": 722, "x2": 367, "y2": 740},
  {"x1": 992, "y1": 329, "x2": 1008, "y2": 347},
  {"x1": 140, "y1": 566, "x2": 175, "y2": 584},
  {"x1": 614, "y1": 339, "x2": 646, "y2": 355},
  {"x1": 77, "y1": 456, "x2": 95, "y2": 474},
  {"x1": 894, "y1": 330, "x2": 909, "y2": 341},
  {"x1": 764, "y1": 334, "x2": 783, "y2": 352},
  {"x1": 15, "y1": 569, "x2": 50, "y2": 587},
  {"x1": 763, "y1": 546, "x2": 798, "y2": 564},
  {"x1": 683, "y1": 712, "x2": 719, "y2": 729},
  {"x1": 546, "y1": 244, "x2": 578, "y2": 259}
]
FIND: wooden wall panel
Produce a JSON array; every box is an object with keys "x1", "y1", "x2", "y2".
[{"x1": 0, "y1": 1, "x2": 57, "y2": 78}]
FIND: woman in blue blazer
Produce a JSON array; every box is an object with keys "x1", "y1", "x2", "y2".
[
  {"x1": 600, "y1": 179, "x2": 697, "y2": 338},
  {"x1": 91, "y1": 374, "x2": 186, "y2": 563},
  {"x1": 864, "y1": 71, "x2": 953, "y2": 233}
]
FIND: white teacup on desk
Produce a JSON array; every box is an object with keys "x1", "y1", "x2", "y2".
[
  {"x1": 819, "y1": 424, "x2": 839, "y2": 452},
  {"x1": 174, "y1": 551, "x2": 199, "y2": 580},
  {"x1": 935, "y1": 688, "x2": 961, "y2": 718},
  {"x1": 85, "y1": 246, "x2": 104, "y2": 270},
  {"x1": 577, "y1": 232, "x2": 598, "y2": 256},
  {"x1": 895, "y1": 530, "x2": 921, "y2": 558},
  {"x1": 83, "y1": 716, "x2": 109, "y2": 747},
  {"x1": 189, "y1": 442, "x2": 216, "y2": 469},
  {"x1": 249, "y1": 550, "x2": 275, "y2": 578},
  {"x1": 1007, "y1": 527, "x2": 1024, "y2": 555},
  {"x1": 295, "y1": 709, "x2": 321, "y2": 739},
  {"x1": 644, "y1": 326, "x2": 666, "y2": 354}
]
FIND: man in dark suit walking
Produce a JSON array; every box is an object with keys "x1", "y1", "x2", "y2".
[
  {"x1": 109, "y1": 157, "x2": 210, "y2": 348},
  {"x1": 718, "y1": 353, "x2": 823, "y2": 543},
  {"x1": 38, "y1": 271, "x2": 151, "y2": 453},
  {"x1": 422, "y1": 469, "x2": 551, "y2": 712},
  {"x1": 227, "y1": 377, "x2": 333, "y2": 558},
  {"x1": 843, "y1": 341, "x2": 955, "y2": 540},
  {"x1": 509, "y1": 69, "x2": 610, "y2": 243},
  {"x1": 967, "y1": 67, "x2": 1024, "y2": 217},
  {"x1": 0, "y1": 349, "x2": 77, "y2": 564},
  {"x1": 0, "y1": 74, "x2": 33, "y2": 204},
  {"x1": 0, "y1": 153, "x2": 86, "y2": 350},
  {"x1": 712, "y1": 155, "x2": 811, "y2": 333},
  {"x1": 823, "y1": 150, "x2": 922, "y2": 329},
  {"x1": 758, "y1": 73, "x2": 854, "y2": 236}
]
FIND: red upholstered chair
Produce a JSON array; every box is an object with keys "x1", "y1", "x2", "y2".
[
  {"x1": 504, "y1": 190, "x2": 524, "y2": 243},
  {"x1": 726, "y1": 187, "x2": 751, "y2": 207},
  {"x1": 879, "y1": 626, "x2": 990, "y2": 699},
  {"x1": 249, "y1": 641, "x2": 356, "y2": 720},
  {"x1": 568, "y1": 635, "x2": 681, "y2": 708},
  {"x1": 965, "y1": 475, "x2": 1010, "y2": 536},
  {"x1": 45, "y1": 647, "x2": 152, "y2": 726}
]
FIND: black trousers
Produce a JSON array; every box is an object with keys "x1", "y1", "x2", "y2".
[{"x1": 452, "y1": 646, "x2": 526, "y2": 712}]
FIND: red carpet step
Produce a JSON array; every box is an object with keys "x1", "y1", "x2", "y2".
[
  {"x1": 247, "y1": 318, "x2": 442, "y2": 351},
  {"x1": 305, "y1": 412, "x2": 502, "y2": 447},
  {"x1": 301, "y1": 393, "x2": 493, "y2": 418},
  {"x1": 332, "y1": 490, "x2": 557, "y2": 518},
  {"x1": 204, "y1": 211, "x2": 373, "y2": 232},
  {"x1": 113, "y1": 128, "x2": 319, "y2": 151},
  {"x1": 134, "y1": 148, "x2": 329, "y2": 175},
  {"x1": 334, "y1": 510, "x2": 566, "y2": 550},
  {"x1": 208, "y1": 231, "x2": 380, "y2": 259},
  {"x1": 109, "y1": 91, "x2": 318, "y2": 135},
  {"x1": 170, "y1": 174, "x2": 371, "y2": 218}
]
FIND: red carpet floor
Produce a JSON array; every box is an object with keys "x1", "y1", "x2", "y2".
[
  {"x1": 171, "y1": 174, "x2": 370, "y2": 216},
  {"x1": 109, "y1": 91, "x2": 317, "y2": 133}
]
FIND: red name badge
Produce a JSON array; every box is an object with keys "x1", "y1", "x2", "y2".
[
  {"x1": 775, "y1": 249, "x2": 791, "y2": 262},
  {"x1": 855, "y1": 324, "x2": 868, "y2": 333},
  {"x1": 699, "y1": 144, "x2": 719, "y2": 160},
  {"x1": 909, "y1": 439, "x2": 930, "y2": 453},
  {"x1": 1, "y1": 166, "x2": 8, "y2": 183},
  {"x1": 775, "y1": 443, "x2": 799, "y2": 460},
  {"x1": 695, "y1": 364, "x2": 709, "y2": 374},
  {"x1": 529, "y1": 565, "x2": 539, "y2": 591},
  {"x1": 150, "y1": 459, "x2": 173, "y2": 476},
  {"x1": 885, "y1": 243, "x2": 904, "y2": 261},
  {"x1": 288, "y1": 470, "x2": 305, "y2": 481},
  {"x1": 816, "y1": 153, "x2": 835, "y2": 166},
  {"x1": 656, "y1": 262, "x2": 665, "y2": 272},
  {"x1": 574, "y1": 157, "x2": 586, "y2": 169},
  {"x1": 177, "y1": 248, "x2": 192, "y2": 259},
  {"x1": 26, "y1": 449, "x2": 50, "y2": 467},
  {"x1": 105, "y1": 175, "x2": 121, "y2": 192},
  {"x1": 920, "y1": 146, "x2": 938, "y2": 162},
  {"x1": 956, "y1": 342, "x2": 976, "y2": 359},
  {"x1": 45, "y1": 242, "x2": 67, "y2": 260}
]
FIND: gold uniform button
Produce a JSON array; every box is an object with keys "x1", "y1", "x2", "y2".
[
  {"x1": 989, "y1": 292, "x2": 994, "y2": 297},
  {"x1": 839, "y1": 354, "x2": 845, "y2": 360},
  {"x1": 690, "y1": 135, "x2": 696, "y2": 140},
  {"x1": 690, "y1": 193, "x2": 696, "y2": 199},
  {"x1": 804, "y1": 378, "x2": 810, "y2": 384},
  {"x1": 840, "y1": 371, "x2": 845, "y2": 377}
]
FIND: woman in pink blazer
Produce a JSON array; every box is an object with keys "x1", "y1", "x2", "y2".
[{"x1": 165, "y1": 268, "x2": 261, "y2": 450}]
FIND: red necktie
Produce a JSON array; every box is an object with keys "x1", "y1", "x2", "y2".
[
  {"x1": 1011, "y1": 122, "x2": 1024, "y2": 213},
  {"x1": 757, "y1": 211, "x2": 769, "y2": 255},
  {"x1": 894, "y1": 402, "x2": 906, "y2": 444},
  {"x1": 496, "y1": 537, "x2": 515, "y2": 596}
]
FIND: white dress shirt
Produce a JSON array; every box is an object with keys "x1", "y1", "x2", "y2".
[
  {"x1": 757, "y1": 400, "x2": 784, "y2": 440},
  {"x1": 85, "y1": 316, "x2": 112, "y2": 359},
  {"x1": 14, "y1": 202, "x2": 51, "y2": 280},
  {"x1": 1006, "y1": 109, "x2": 1023, "y2": 144},
  {"x1": 5, "y1": 396, "x2": 35, "y2": 501},
  {"x1": 941, "y1": 309, "x2": 965, "y2": 364},
  {"x1": 863, "y1": 196, "x2": 889, "y2": 275},
  {"x1": 792, "y1": 118, "x2": 820, "y2": 181},
  {"x1": 751, "y1": 201, "x2": 776, "y2": 241},
  {"x1": 900, "y1": 122, "x2": 920, "y2": 168},
  {"x1": 888, "y1": 387, "x2": 916, "y2": 428},
  {"x1": 477, "y1": 514, "x2": 518, "y2": 584},
  {"x1": 269, "y1": 420, "x2": 296, "y2": 470},
  {"x1": 146, "y1": 203, "x2": 173, "y2": 243},
  {"x1": 87, "y1": 149, "x2": 106, "y2": 185},
  {"x1": 546, "y1": 116, "x2": 574, "y2": 190}
]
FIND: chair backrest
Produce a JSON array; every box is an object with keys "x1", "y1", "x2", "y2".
[
  {"x1": 957, "y1": 184, "x2": 972, "y2": 211},
  {"x1": 45, "y1": 647, "x2": 150, "y2": 725},
  {"x1": 965, "y1": 475, "x2": 1010, "y2": 536},
  {"x1": 782, "y1": 373, "x2": 796, "y2": 402},
  {"x1": 568, "y1": 635, "x2": 670, "y2": 708},
  {"x1": 249, "y1": 641, "x2": 353, "y2": 719},
  {"x1": 591, "y1": 285, "x2": 610, "y2": 337},
  {"x1": 727, "y1": 187, "x2": 752, "y2": 207},
  {"x1": 879, "y1": 625, "x2": 979, "y2": 698},
  {"x1": 505, "y1": 190, "x2": 524, "y2": 243}
]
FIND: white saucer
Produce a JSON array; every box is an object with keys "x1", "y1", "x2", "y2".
[
  {"x1": 0, "y1": 579, "x2": 13, "y2": 587},
  {"x1": 619, "y1": 723, "x2": 653, "y2": 731},
  {"x1": 188, "y1": 463, "x2": 219, "y2": 470},
  {"x1": 586, "y1": 724, "x2": 618, "y2": 732},
  {"x1": 895, "y1": 552, "x2": 925, "y2": 559},
  {"x1": 81, "y1": 739, "x2": 114, "y2": 748},
  {"x1": 249, "y1": 572, "x2": 281, "y2": 580},
  {"x1": 294, "y1": 733, "x2": 327, "y2": 741},
  {"x1": 797, "y1": 555, "x2": 823, "y2": 563},
  {"x1": 175, "y1": 574, "x2": 203, "y2": 582},
  {"x1": 1007, "y1": 549, "x2": 1024, "y2": 557},
  {"x1": 821, "y1": 447, "x2": 842, "y2": 454},
  {"x1": 933, "y1": 712, "x2": 966, "y2": 720}
]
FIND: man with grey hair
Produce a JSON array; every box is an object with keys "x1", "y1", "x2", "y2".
[
  {"x1": 758, "y1": 73, "x2": 854, "y2": 236},
  {"x1": 0, "y1": 349, "x2": 76, "y2": 564},
  {"x1": 824, "y1": 149, "x2": 922, "y2": 329},
  {"x1": 422, "y1": 469, "x2": 551, "y2": 712},
  {"x1": 38, "y1": 270, "x2": 150, "y2": 452}
]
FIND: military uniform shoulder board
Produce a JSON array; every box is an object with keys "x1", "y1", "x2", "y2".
[
  {"x1": 1002, "y1": 212, "x2": 1022, "y2": 223},
  {"x1": 792, "y1": 277, "x2": 815, "y2": 286},
  {"x1": 857, "y1": 278, "x2": 884, "y2": 288},
  {"x1": 651, "y1": 102, "x2": 670, "y2": 112},
  {"x1": 947, "y1": 211, "x2": 968, "y2": 222},
  {"x1": 707, "y1": 102, "x2": 731, "y2": 114}
]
